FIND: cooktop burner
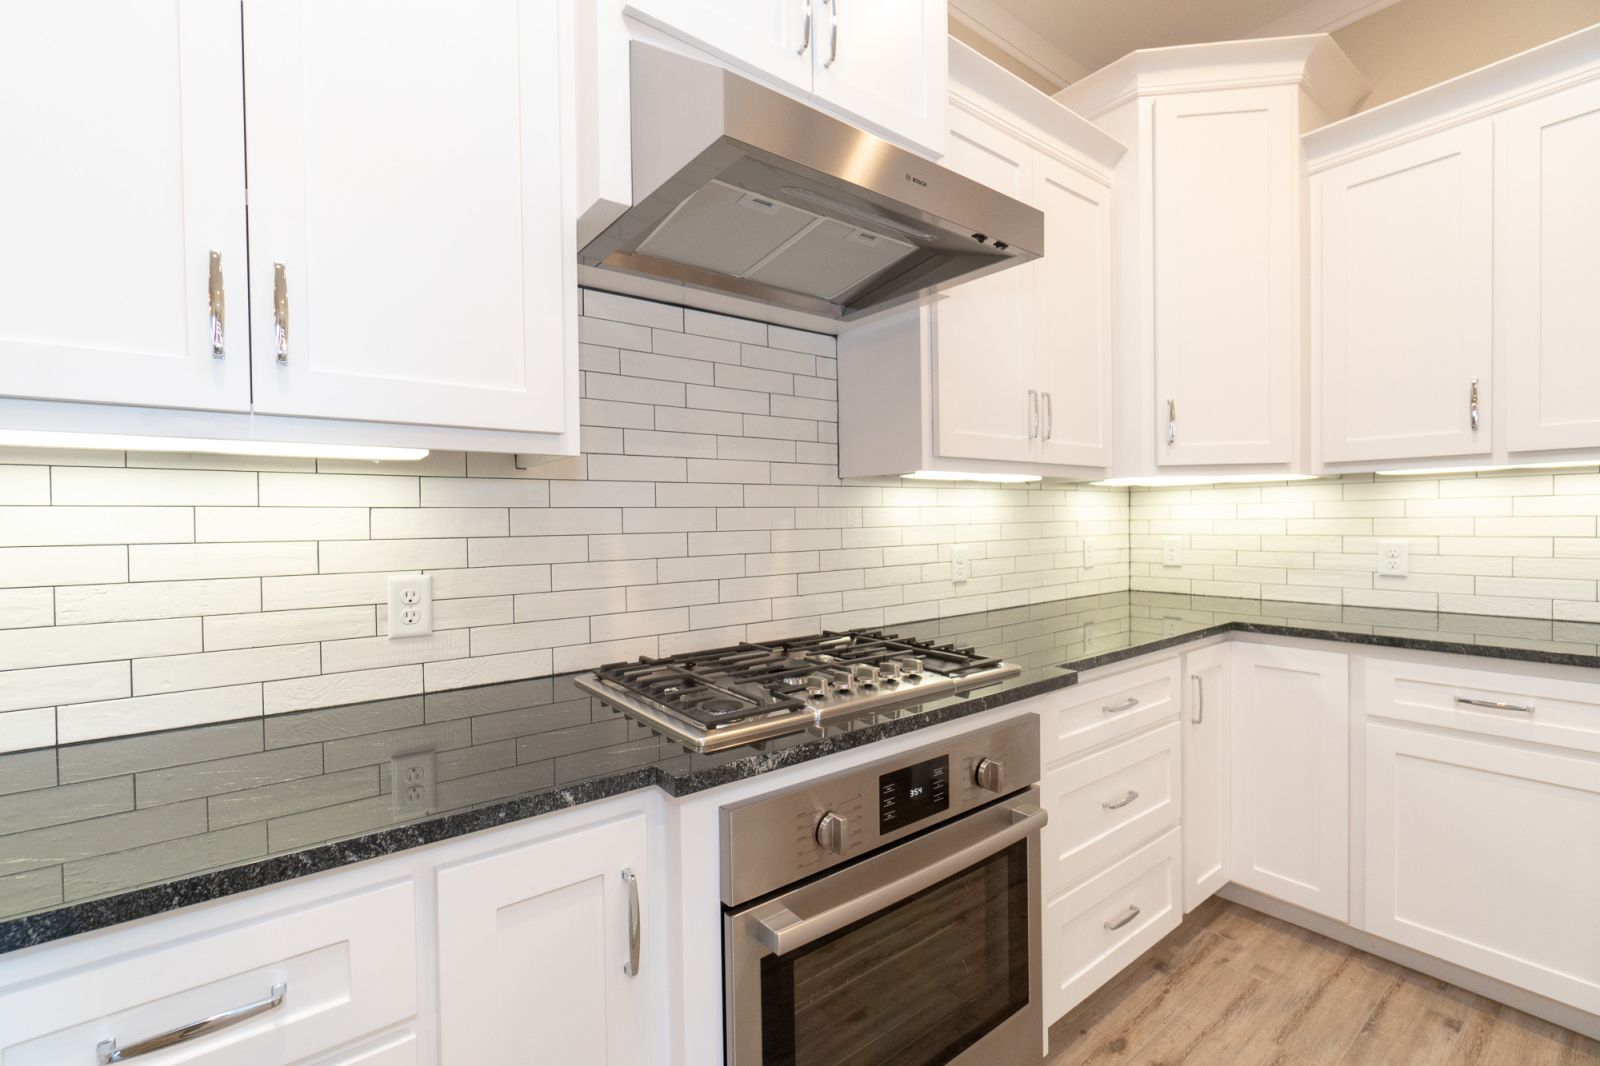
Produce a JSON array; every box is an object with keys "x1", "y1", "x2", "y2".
[{"x1": 575, "y1": 628, "x2": 1020, "y2": 752}]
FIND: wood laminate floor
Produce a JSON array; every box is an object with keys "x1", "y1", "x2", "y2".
[{"x1": 1045, "y1": 898, "x2": 1600, "y2": 1066}]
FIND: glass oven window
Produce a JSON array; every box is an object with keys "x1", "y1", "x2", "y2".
[{"x1": 757, "y1": 840, "x2": 1030, "y2": 1066}]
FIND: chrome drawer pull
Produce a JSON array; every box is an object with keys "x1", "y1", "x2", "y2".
[
  {"x1": 207, "y1": 250, "x2": 225, "y2": 358},
  {"x1": 622, "y1": 867, "x2": 641, "y2": 977},
  {"x1": 1102, "y1": 790, "x2": 1139, "y2": 811},
  {"x1": 1102, "y1": 696, "x2": 1140, "y2": 715},
  {"x1": 1191, "y1": 673, "x2": 1204, "y2": 724},
  {"x1": 1455, "y1": 696, "x2": 1533, "y2": 714},
  {"x1": 1104, "y1": 905, "x2": 1140, "y2": 932},
  {"x1": 96, "y1": 982, "x2": 286, "y2": 1063},
  {"x1": 797, "y1": 0, "x2": 811, "y2": 55},
  {"x1": 272, "y1": 262, "x2": 289, "y2": 365}
]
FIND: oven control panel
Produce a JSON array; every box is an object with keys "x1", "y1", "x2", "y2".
[{"x1": 719, "y1": 713, "x2": 1040, "y2": 906}]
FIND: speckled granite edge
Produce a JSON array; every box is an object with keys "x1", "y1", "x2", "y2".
[
  {"x1": 1064, "y1": 621, "x2": 1600, "y2": 674},
  {"x1": 0, "y1": 668, "x2": 1081, "y2": 955}
]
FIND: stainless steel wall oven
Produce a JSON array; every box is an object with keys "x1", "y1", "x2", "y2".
[{"x1": 721, "y1": 715, "x2": 1045, "y2": 1065}]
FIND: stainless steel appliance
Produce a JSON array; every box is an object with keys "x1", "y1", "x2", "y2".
[
  {"x1": 575, "y1": 629, "x2": 1021, "y2": 753},
  {"x1": 721, "y1": 715, "x2": 1044, "y2": 1065},
  {"x1": 578, "y1": 44, "x2": 1045, "y2": 321}
]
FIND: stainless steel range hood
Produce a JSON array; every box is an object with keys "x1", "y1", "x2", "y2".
[{"x1": 578, "y1": 44, "x2": 1044, "y2": 322}]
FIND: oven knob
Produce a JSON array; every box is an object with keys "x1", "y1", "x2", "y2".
[
  {"x1": 878, "y1": 661, "x2": 901, "y2": 682},
  {"x1": 899, "y1": 657, "x2": 924, "y2": 677},
  {"x1": 974, "y1": 757, "x2": 1005, "y2": 793},
  {"x1": 815, "y1": 811, "x2": 849, "y2": 855},
  {"x1": 805, "y1": 673, "x2": 832, "y2": 699},
  {"x1": 851, "y1": 664, "x2": 879, "y2": 687}
]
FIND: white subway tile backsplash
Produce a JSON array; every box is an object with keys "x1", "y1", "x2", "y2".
[
  {"x1": 370, "y1": 508, "x2": 508, "y2": 539},
  {"x1": 260, "y1": 472, "x2": 418, "y2": 507},
  {"x1": 0, "y1": 466, "x2": 50, "y2": 504},
  {"x1": 205, "y1": 606, "x2": 376, "y2": 650},
  {"x1": 196, "y1": 507, "x2": 368, "y2": 542},
  {"x1": 0, "y1": 618, "x2": 199, "y2": 671},
  {"x1": 55, "y1": 578, "x2": 259, "y2": 625},
  {"x1": 133, "y1": 643, "x2": 321, "y2": 695},
  {"x1": 263, "y1": 665, "x2": 423, "y2": 715},
  {"x1": 58, "y1": 684, "x2": 262, "y2": 744},
  {"x1": 0, "y1": 707, "x2": 55, "y2": 753},
  {"x1": 0, "y1": 507, "x2": 191, "y2": 547},
  {"x1": 131, "y1": 542, "x2": 318, "y2": 581},
  {"x1": 51, "y1": 468, "x2": 256, "y2": 506}
]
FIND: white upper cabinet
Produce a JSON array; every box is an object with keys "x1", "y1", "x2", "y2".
[
  {"x1": 1152, "y1": 87, "x2": 1298, "y2": 467},
  {"x1": 1313, "y1": 123, "x2": 1495, "y2": 464},
  {"x1": 1503, "y1": 78, "x2": 1600, "y2": 454},
  {"x1": 808, "y1": 0, "x2": 947, "y2": 155},
  {"x1": 243, "y1": 0, "x2": 576, "y2": 435},
  {"x1": 933, "y1": 108, "x2": 1037, "y2": 465},
  {"x1": 621, "y1": 0, "x2": 947, "y2": 156},
  {"x1": 621, "y1": 0, "x2": 811, "y2": 95},
  {"x1": 1306, "y1": 26, "x2": 1600, "y2": 471},
  {"x1": 837, "y1": 42, "x2": 1123, "y2": 479},
  {"x1": 0, "y1": 0, "x2": 250, "y2": 413},
  {"x1": 1058, "y1": 36, "x2": 1368, "y2": 479},
  {"x1": 1033, "y1": 153, "x2": 1114, "y2": 470}
]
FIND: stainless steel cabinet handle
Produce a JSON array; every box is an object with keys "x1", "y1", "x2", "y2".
[
  {"x1": 1102, "y1": 696, "x2": 1139, "y2": 715},
  {"x1": 1102, "y1": 790, "x2": 1139, "y2": 811},
  {"x1": 1455, "y1": 696, "x2": 1533, "y2": 714},
  {"x1": 797, "y1": 0, "x2": 811, "y2": 55},
  {"x1": 1469, "y1": 378, "x2": 1480, "y2": 431},
  {"x1": 1028, "y1": 389, "x2": 1039, "y2": 440},
  {"x1": 208, "y1": 250, "x2": 225, "y2": 359},
  {"x1": 272, "y1": 262, "x2": 289, "y2": 365},
  {"x1": 1104, "y1": 905, "x2": 1140, "y2": 932},
  {"x1": 96, "y1": 982, "x2": 286, "y2": 1063},
  {"x1": 1043, "y1": 391, "x2": 1053, "y2": 441},
  {"x1": 825, "y1": 0, "x2": 839, "y2": 67},
  {"x1": 1167, "y1": 399, "x2": 1177, "y2": 445},
  {"x1": 1192, "y1": 673, "x2": 1204, "y2": 724},
  {"x1": 622, "y1": 867, "x2": 641, "y2": 976}
]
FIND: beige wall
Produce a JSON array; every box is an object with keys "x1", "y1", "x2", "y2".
[{"x1": 1334, "y1": 0, "x2": 1600, "y2": 109}]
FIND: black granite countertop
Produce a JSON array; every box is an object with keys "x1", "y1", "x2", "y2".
[{"x1": 6, "y1": 590, "x2": 1600, "y2": 953}]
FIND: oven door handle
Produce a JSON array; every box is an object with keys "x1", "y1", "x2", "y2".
[{"x1": 753, "y1": 800, "x2": 1047, "y2": 956}]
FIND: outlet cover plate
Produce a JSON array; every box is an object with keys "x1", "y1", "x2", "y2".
[
  {"x1": 1162, "y1": 537, "x2": 1183, "y2": 568},
  {"x1": 387, "y1": 573, "x2": 433, "y2": 638},
  {"x1": 1379, "y1": 539, "x2": 1409, "y2": 577},
  {"x1": 391, "y1": 750, "x2": 435, "y2": 815},
  {"x1": 952, "y1": 544, "x2": 970, "y2": 583}
]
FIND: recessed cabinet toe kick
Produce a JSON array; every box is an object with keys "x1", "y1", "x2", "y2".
[{"x1": 721, "y1": 715, "x2": 1046, "y2": 1065}]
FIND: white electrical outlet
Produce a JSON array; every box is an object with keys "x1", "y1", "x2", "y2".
[
  {"x1": 951, "y1": 544, "x2": 970, "y2": 583},
  {"x1": 1162, "y1": 616, "x2": 1182, "y2": 637},
  {"x1": 1162, "y1": 537, "x2": 1183, "y2": 567},
  {"x1": 386, "y1": 573, "x2": 433, "y2": 638},
  {"x1": 391, "y1": 750, "x2": 435, "y2": 815},
  {"x1": 1379, "y1": 539, "x2": 1409, "y2": 577}
]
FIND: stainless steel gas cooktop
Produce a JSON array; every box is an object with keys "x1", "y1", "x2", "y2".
[{"x1": 575, "y1": 628, "x2": 1021, "y2": 753}]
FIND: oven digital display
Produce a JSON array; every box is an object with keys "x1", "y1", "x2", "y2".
[{"x1": 879, "y1": 755, "x2": 949, "y2": 834}]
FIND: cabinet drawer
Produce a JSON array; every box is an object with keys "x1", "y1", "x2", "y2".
[
  {"x1": 0, "y1": 880, "x2": 417, "y2": 1066},
  {"x1": 1042, "y1": 720, "x2": 1181, "y2": 892},
  {"x1": 1366, "y1": 657, "x2": 1600, "y2": 754},
  {"x1": 1042, "y1": 658, "x2": 1181, "y2": 766},
  {"x1": 1043, "y1": 826, "x2": 1182, "y2": 1023}
]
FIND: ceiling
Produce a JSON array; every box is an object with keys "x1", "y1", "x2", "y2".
[{"x1": 951, "y1": 0, "x2": 1404, "y2": 88}]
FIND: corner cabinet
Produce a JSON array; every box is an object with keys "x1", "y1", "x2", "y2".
[
  {"x1": 437, "y1": 810, "x2": 657, "y2": 1064},
  {"x1": 1229, "y1": 642, "x2": 1349, "y2": 922},
  {"x1": 0, "y1": 0, "x2": 580, "y2": 456},
  {"x1": 1307, "y1": 27, "x2": 1600, "y2": 471},
  {"x1": 1057, "y1": 36, "x2": 1368, "y2": 479},
  {"x1": 837, "y1": 41, "x2": 1122, "y2": 480},
  {"x1": 622, "y1": 0, "x2": 947, "y2": 157},
  {"x1": 1181, "y1": 643, "x2": 1230, "y2": 912}
]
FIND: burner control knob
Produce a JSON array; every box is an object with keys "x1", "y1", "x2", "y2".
[
  {"x1": 805, "y1": 673, "x2": 832, "y2": 698},
  {"x1": 899, "y1": 657, "x2": 924, "y2": 677},
  {"x1": 878, "y1": 661, "x2": 901, "y2": 682},
  {"x1": 815, "y1": 811, "x2": 849, "y2": 855},
  {"x1": 851, "y1": 664, "x2": 879, "y2": 687},
  {"x1": 974, "y1": 757, "x2": 1005, "y2": 793}
]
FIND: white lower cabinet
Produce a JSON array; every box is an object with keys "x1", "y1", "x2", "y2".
[
  {"x1": 1042, "y1": 720, "x2": 1181, "y2": 889},
  {"x1": 1365, "y1": 721, "x2": 1600, "y2": 1015},
  {"x1": 1230, "y1": 642, "x2": 1350, "y2": 921},
  {"x1": 1044, "y1": 826, "x2": 1182, "y2": 1021},
  {"x1": 436, "y1": 811, "x2": 655, "y2": 1065},
  {"x1": 0, "y1": 876, "x2": 417, "y2": 1066},
  {"x1": 1181, "y1": 644, "x2": 1229, "y2": 912}
]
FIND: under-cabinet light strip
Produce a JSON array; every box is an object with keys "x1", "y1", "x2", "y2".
[{"x1": 0, "y1": 430, "x2": 428, "y2": 462}]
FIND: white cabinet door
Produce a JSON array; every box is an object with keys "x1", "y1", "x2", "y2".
[
  {"x1": 1230, "y1": 642, "x2": 1349, "y2": 921},
  {"x1": 1153, "y1": 87, "x2": 1297, "y2": 467},
  {"x1": 1182, "y1": 644, "x2": 1229, "y2": 912},
  {"x1": 1366, "y1": 722, "x2": 1600, "y2": 1014},
  {"x1": 0, "y1": 0, "x2": 249, "y2": 412},
  {"x1": 1033, "y1": 155, "x2": 1113, "y2": 471},
  {"x1": 243, "y1": 0, "x2": 576, "y2": 434},
  {"x1": 437, "y1": 813, "x2": 654, "y2": 1065},
  {"x1": 623, "y1": 0, "x2": 812, "y2": 97},
  {"x1": 1315, "y1": 123, "x2": 1494, "y2": 464},
  {"x1": 809, "y1": 0, "x2": 946, "y2": 154},
  {"x1": 1502, "y1": 79, "x2": 1600, "y2": 454},
  {"x1": 934, "y1": 108, "x2": 1036, "y2": 464}
]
